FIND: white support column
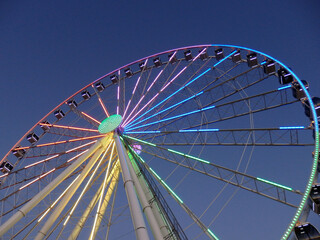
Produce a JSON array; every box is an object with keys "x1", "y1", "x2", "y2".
[
  {"x1": 124, "y1": 147, "x2": 164, "y2": 240},
  {"x1": 0, "y1": 138, "x2": 106, "y2": 238},
  {"x1": 114, "y1": 133, "x2": 150, "y2": 240},
  {"x1": 130, "y1": 158, "x2": 171, "y2": 238}
]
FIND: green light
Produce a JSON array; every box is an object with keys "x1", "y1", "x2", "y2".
[
  {"x1": 125, "y1": 135, "x2": 211, "y2": 165},
  {"x1": 168, "y1": 149, "x2": 210, "y2": 164},
  {"x1": 161, "y1": 180, "x2": 184, "y2": 204},
  {"x1": 257, "y1": 177, "x2": 293, "y2": 191},
  {"x1": 124, "y1": 135, "x2": 156, "y2": 147},
  {"x1": 98, "y1": 114, "x2": 122, "y2": 133},
  {"x1": 207, "y1": 229, "x2": 219, "y2": 240},
  {"x1": 149, "y1": 168, "x2": 161, "y2": 180}
]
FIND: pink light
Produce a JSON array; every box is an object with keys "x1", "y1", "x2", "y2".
[
  {"x1": 117, "y1": 86, "x2": 120, "y2": 100},
  {"x1": 132, "y1": 144, "x2": 142, "y2": 154},
  {"x1": 147, "y1": 69, "x2": 164, "y2": 92},
  {"x1": 168, "y1": 51, "x2": 177, "y2": 62},
  {"x1": 123, "y1": 93, "x2": 159, "y2": 127},
  {"x1": 122, "y1": 95, "x2": 145, "y2": 126},
  {"x1": 192, "y1": 48, "x2": 207, "y2": 62},
  {"x1": 132, "y1": 76, "x2": 141, "y2": 95},
  {"x1": 160, "y1": 66, "x2": 187, "y2": 92},
  {"x1": 122, "y1": 99, "x2": 131, "y2": 119}
]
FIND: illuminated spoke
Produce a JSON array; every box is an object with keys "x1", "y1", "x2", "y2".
[
  {"x1": 123, "y1": 60, "x2": 150, "y2": 119},
  {"x1": 91, "y1": 84, "x2": 110, "y2": 117},
  {"x1": 125, "y1": 50, "x2": 237, "y2": 128},
  {"x1": 81, "y1": 111, "x2": 101, "y2": 125},
  {"x1": 90, "y1": 143, "x2": 117, "y2": 239},
  {"x1": 39, "y1": 123, "x2": 99, "y2": 133},
  {"x1": 14, "y1": 135, "x2": 104, "y2": 151},
  {"x1": 122, "y1": 49, "x2": 208, "y2": 127}
]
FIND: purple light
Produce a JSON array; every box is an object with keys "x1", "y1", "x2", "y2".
[
  {"x1": 122, "y1": 95, "x2": 146, "y2": 126},
  {"x1": 127, "y1": 91, "x2": 204, "y2": 129},
  {"x1": 123, "y1": 92, "x2": 159, "y2": 127},
  {"x1": 160, "y1": 66, "x2": 187, "y2": 92},
  {"x1": 132, "y1": 76, "x2": 141, "y2": 95},
  {"x1": 192, "y1": 48, "x2": 207, "y2": 62},
  {"x1": 122, "y1": 99, "x2": 131, "y2": 119},
  {"x1": 132, "y1": 144, "x2": 142, "y2": 154},
  {"x1": 147, "y1": 69, "x2": 164, "y2": 92}
]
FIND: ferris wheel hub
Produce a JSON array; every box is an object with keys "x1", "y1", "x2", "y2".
[{"x1": 98, "y1": 114, "x2": 122, "y2": 134}]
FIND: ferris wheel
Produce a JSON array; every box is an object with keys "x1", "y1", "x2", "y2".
[{"x1": 0, "y1": 44, "x2": 319, "y2": 240}]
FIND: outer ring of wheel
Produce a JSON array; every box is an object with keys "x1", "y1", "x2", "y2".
[{"x1": 1, "y1": 44, "x2": 318, "y2": 239}]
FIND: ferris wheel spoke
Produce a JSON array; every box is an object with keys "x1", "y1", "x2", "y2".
[
  {"x1": 39, "y1": 123, "x2": 99, "y2": 133},
  {"x1": 122, "y1": 59, "x2": 184, "y2": 127},
  {"x1": 122, "y1": 59, "x2": 150, "y2": 119},
  {"x1": 13, "y1": 134, "x2": 105, "y2": 151},
  {"x1": 69, "y1": 108, "x2": 101, "y2": 127},
  {"x1": 127, "y1": 84, "x2": 297, "y2": 135},
  {"x1": 127, "y1": 147, "x2": 219, "y2": 240},
  {"x1": 123, "y1": 48, "x2": 214, "y2": 128},
  {"x1": 89, "y1": 142, "x2": 116, "y2": 240},
  {"x1": 105, "y1": 170, "x2": 120, "y2": 240},
  {"x1": 91, "y1": 84, "x2": 110, "y2": 118},
  {"x1": 126, "y1": 126, "x2": 312, "y2": 146},
  {"x1": 90, "y1": 163, "x2": 120, "y2": 240},
  {"x1": 126, "y1": 62, "x2": 242, "y2": 130},
  {"x1": 123, "y1": 54, "x2": 185, "y2": 123},
  {"x1": 123, "y1": 135, "x2": 302, "y2": 207},
  {"x1": 126, "y1": 65, "x2": 268, "y2": 131},
  {"x1": 2, "y1": 141, "x2": 97, "y2": 184}
]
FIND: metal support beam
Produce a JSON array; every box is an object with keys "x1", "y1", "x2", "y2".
[
  {"x1": 114, "y1": 133, "x2": 150, "y2": 240},
  {"x1": 124, "y1": 147, "x2": 164, "y2": 240}
]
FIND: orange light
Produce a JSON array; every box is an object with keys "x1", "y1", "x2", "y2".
[
  {"x1": 39, "y1": 123, "x2": 99, "y2": 132},
  {"x1": 81, "y1": 112, "x2": 101, "y2": 124},
  {"x1": 98, "y1": 98, "x2": 110, "y2": 117},
  {"x1": 15, "y1": 135, "x2": 105, "y2": 150}
]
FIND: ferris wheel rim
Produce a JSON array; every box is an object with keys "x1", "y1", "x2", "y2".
[{"x1": 0, "y1": 44, "x2": 319, "y2": 239}]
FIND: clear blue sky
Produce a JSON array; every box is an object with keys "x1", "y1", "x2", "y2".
[{"x1": 0, "y1": 1, "x2": 320, "y2": 239}]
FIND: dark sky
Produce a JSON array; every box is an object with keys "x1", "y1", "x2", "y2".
[{"x1": 0, "y1": 1, "x2": 320, "y2": 239}]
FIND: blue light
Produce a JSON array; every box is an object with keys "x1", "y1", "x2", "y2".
[
  {"x1": 202, "y1": 105, "x2": 216, "y2": 111},
  {"x1": 179, "y1": 128, "x2": 219, "y2": 132},
  {"x1": 199, "y1": 128, "x2": 219, "y2": 132},
  {"x1": 124, "y1": 130, "x2": 161, "y2": 134},
  {"x1": 179, "y1": 129, "x2": 198, "y2": 132},
  {"x1": 277, "y1": 85, "x2": 291, "y2": 91},
  {"x1": 279, "y1": 126, "x2": 305, "y2": 130},
  {"x1": 125, "y1": 50, "x2": 236, "y2": 129},
  {"x1": 127, "y1": 91, "x2": 204, "y2": 129},
  {"x1": 126, "y1": 105, "x2": 216, "y2": 131},
  {"x1": 260, "y1": 60, "x2": 267, "y2": 65}
]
